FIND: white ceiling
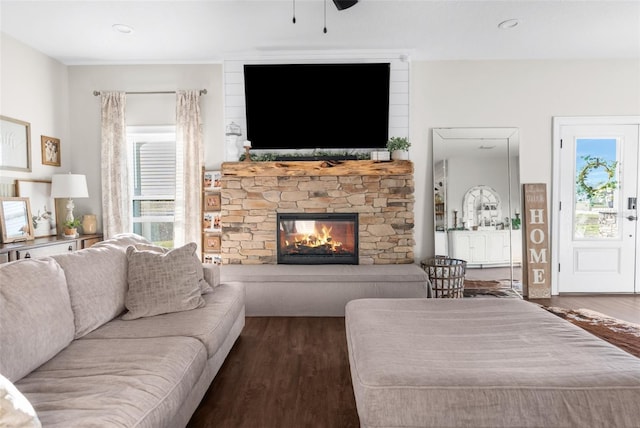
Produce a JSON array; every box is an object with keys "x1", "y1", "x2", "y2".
[{"x1": 1, "y1": 0, "x2": 638, "y2": 65}]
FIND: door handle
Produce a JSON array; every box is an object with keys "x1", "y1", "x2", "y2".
[{"x1": 627, "y1": 215, "x2": 638, "y2": 221}]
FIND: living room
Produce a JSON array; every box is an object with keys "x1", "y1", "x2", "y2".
[{"x1": 1, "y1": 1, "x2": 639, "y2": 427}]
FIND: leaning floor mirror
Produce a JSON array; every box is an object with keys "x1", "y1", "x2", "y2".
[{"x1": 432, "y1": 127, "x2": 522, "y2": 293}]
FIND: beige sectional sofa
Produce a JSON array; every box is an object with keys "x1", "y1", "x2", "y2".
[{"x1": 0, "y1": 234, "x2": 245, "y2": 427}]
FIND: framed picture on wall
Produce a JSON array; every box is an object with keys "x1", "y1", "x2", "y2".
[
  {"x1": 203, "y1": 212, "x2": 221, "y2": 232},
  {"x1": 203, "y1": 253, "x2": 222, "y2": 265},
  {"x1": 203, "y1": 193, "x2": 221, "y2": 211},
  {"x1": 41, "y1": 135, "x2": 61, "y2": 166},
  {"x1": 203, "y1": 233, "x2": 221, "y2": 252},
  {"x1": 0, "y1": 116, "x2": 31, "y2": 172},
  {"x1": 203, "y1": 170, "x2": 221, "y2": 191}
]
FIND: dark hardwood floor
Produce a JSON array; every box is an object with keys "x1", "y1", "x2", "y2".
[
  {"x1": 187, "y1": 317, "x2": 360, "y2": 428},
  {"x1": 188, "y1": 296, "x2": 638, "y2": 427}
]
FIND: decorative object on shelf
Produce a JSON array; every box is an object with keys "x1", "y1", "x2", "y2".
[
  {"x1": 63, "y1": 218, "x2": 81, "y2": 238},
  {"x1": 370, "y1": 150, "x2": 391, "y2": 162},
  {"x1": 51, "y1": 173, "x2": 89, "y2": 224},
  {"x1": 0, "y1": 115, "x2": 31, "y2": 172},
  {"x1": 386, "y1": 136, "x2": 411, "y2": 160},
  {"x1": 0, "y1": 197, "x2": 34, "y2": 243},
  {"x1": 16, "y1": 179, "x2": 57, "y2": 237},
  {"x1": 243, "y1": 140, "x2": 252, "y2": 162},
  {"x1": 40, "y1": 135, "x2": 61, "y2": 166},
  {"x1": 203, "y1": 253, "x2": 222, "y2": 265},
  {"x1": 82, "y1": 214, "x2": 97, "y2": 234},
  {"x1": 225, "y1": 122, "x2": 242, "y2": 161}
]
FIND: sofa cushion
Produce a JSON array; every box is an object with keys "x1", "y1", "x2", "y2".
[
  {"x1": 0, "y1": 373, "x2": 41, "y2": 428},
  {"x1": 132, "y1": 242, "x2": 213, "y2": 294},
  {"x1": 52, "y1": 244, "x2": 128, "y2": 338},
  {"x1": 84, "y1": 283, "x2": 244, "y2": 358},
  {"x1": 16, "y1": 336, "x2": 206, "y2": 428},
  {"x1": 0, "y1": 258, "x2": 75, "y2": 382},
  {"x1": 123, "y1": 243, "x2": 205, "y2": 320}
]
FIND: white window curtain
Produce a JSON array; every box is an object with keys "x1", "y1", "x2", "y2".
[
  {"x1": 100, "y1": 91, "x2": 130, "y2": 238},
  {"x1": 175, "y1": 90, "x2": 203, "y2": 248}
]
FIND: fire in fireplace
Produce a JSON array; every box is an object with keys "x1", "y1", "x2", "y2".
[{"x1": 277, "y1": 213, "x2": 358, "y2": 264}]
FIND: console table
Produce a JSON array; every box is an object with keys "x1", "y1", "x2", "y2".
[{"x1": 0, "y1": 234, "x2": 103, "y2": 264}]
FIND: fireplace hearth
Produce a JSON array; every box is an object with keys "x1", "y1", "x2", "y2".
[{"x1": 277, "y1": 213, "x2": 358, "y2": 265}]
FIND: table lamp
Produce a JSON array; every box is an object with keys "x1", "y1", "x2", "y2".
[{"x1": 51, "y1": 173, "x2": 89, "y2": 223}]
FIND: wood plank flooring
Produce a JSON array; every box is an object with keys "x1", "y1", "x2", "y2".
[
  {"x1": 187, "y1": 317, "x2": 360, "y2": 428},
  {"x1": 188, "y1": 296, "x2": 638, "y2": 427},
  {"x1": 529, "y1": 295, "x2": 640, "y2": 324}
]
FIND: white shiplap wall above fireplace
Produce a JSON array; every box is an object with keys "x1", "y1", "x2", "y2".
[{"x1": 223, "y1": 52, "x2": 410, "y2": 161}]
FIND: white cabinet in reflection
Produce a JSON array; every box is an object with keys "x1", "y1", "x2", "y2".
[{"x1": 448, "y1": 230, "x2": 522, "y2": 267}]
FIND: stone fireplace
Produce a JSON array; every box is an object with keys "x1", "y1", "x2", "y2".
[
  {"x1": 277, "y1": 212, "x2": 359, "y2": 265},
  {"x1": 220, "y1": 160, "x2": 414, "y2": 265}
]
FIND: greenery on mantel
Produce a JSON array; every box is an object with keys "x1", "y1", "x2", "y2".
[{"x1": 239, "y1": 151, "x2": 373, "y2": 162}]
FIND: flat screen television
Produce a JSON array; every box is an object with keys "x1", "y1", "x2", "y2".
[{"x1": 243, "y1": 63, "x2": 390, "y2": 151}]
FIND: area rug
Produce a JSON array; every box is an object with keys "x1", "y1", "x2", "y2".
[
  {"x1": 540, "y1": 306, "x2": 640, "y2": 358},
  {"x1": 463, "y1": 279, "x2": 521, "y2": 298}
]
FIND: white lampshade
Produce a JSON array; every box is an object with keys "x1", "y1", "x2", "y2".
[{"x1": 51, "y1": 174, "x2": 89, "y2": 198}]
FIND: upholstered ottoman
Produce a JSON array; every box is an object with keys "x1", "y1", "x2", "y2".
[{"x1": 345, "y1": 298, "x2": 640, "y2": 428}]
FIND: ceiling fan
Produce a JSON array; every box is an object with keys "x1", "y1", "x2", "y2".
[{"x1": 292, "y1": 0, "x2": 358, "y2": 32}]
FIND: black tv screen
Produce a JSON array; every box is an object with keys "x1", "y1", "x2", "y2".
[{"x1": 244, "y1": 63, "x2": 390, "y2": 150}]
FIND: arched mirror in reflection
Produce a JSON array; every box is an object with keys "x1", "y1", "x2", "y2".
[{"x1": 432, "y1": 128, "x2": 522, "y2": 292}]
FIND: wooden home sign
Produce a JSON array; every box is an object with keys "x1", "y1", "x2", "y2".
[{"x1": 523, "y1": 183, "x2": 551, "y2": 298}]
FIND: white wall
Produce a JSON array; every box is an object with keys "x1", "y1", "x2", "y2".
[
  {"x1": 0, "y1": 34, "x2": 69, "y2": 188},
  {"x1": 67, "y1": 64, "x2": 224, "y2": 230},
  {"x1": 410, "y1": 59, "x2": 640, "y2": 261},
  {"x1": 3, "y1": 37, "x2": 639, "y2": 258}
]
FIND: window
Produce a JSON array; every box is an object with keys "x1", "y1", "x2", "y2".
[{"x1": 127, "y1": 126, "x2": 177, "y2": 247}]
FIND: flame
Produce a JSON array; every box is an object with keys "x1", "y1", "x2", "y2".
[{"x1": 291, "y1": 223, "x2": 342, "y2": 252}]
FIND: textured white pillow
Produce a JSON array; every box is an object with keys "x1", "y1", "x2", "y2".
[
  {"x1": 132, "y1": 243, "x2": 213, "y2": 294},
  {"x1": 123, "y1": 243, "x2": 206, "y2": 320},
  {"x1": 0, "y1": 374, "x2": 41, "y2": 428}
]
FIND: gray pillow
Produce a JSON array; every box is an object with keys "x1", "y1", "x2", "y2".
[
  {"x1": 132, "y1": 243, "x2": 213, "y2": 294},
  {"x1": 122, "y1": 243, "x2": 206, "y2": 320}
]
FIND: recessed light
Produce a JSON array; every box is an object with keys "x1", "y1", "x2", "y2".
[
  {"x1": 112, "y1": 24, "x2": 134, "y2": 34},
  {"x1": 498, "y1": 19, "x2": 519, "y2": 29}
]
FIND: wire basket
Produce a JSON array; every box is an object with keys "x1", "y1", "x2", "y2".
[{"x1": 421, "y1": 257, "x2": 467, "y2": 298}]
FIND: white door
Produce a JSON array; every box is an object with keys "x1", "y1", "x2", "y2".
[{"x1": 557, "y1": 123, "x2": 638, "y2": 293}]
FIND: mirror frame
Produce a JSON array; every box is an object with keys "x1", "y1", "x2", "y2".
[
  {"x1": 432, "y1": 127, "x2": 521, "y2": 286},
  {"x1": 0, "y1": 197, "x2": 34, "y2": 243}
]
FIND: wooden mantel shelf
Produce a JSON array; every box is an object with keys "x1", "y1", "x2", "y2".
[{"x1": 221, "y1": 160, "x2": 413, "y2": 177}]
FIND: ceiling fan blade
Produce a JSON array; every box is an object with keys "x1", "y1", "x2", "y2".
[{"x1": 332, "y1": 0, "x2": 358, "y2": 10}]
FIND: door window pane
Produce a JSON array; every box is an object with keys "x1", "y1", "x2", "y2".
[{"x1": 574, "y1": 138, "x2": 619, "y2": 239}]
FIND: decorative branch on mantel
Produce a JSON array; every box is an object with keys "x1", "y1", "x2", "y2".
[{"x1": 221, "y1": 160, "x2": 413, "y2": 177}]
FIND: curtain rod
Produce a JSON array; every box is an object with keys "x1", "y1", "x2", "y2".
[{"x1": 93, "y1": 89, "x2": 207, "y2": 96}]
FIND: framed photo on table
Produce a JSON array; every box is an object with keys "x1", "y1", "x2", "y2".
[
  {"x1": 0, "y1": 197, "x2": 34, "y2": 243},
  {"x1": 15, "y1": 180, "x2": 57, "y2": 237},
  {"x1": 0, "y1": 115, "x2": 31, "y2": 172}
]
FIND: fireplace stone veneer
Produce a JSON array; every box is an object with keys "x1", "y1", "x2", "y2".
[{"x1": 220, "y1": 160, "x2": 414, "y2": 265}]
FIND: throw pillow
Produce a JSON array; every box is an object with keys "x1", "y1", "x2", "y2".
[
  {"x1": 123, "y1": 243, "x2": 206, "y2": 320},
  {"x1": 0, "y1": 374, "x2": 41, "y2": 428},
  {"x1": 132, "y1": 243, "x2": 213, "y2": 294}
]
